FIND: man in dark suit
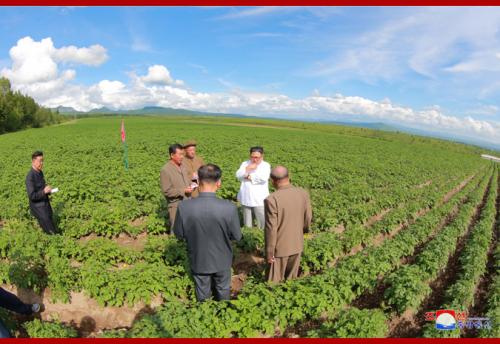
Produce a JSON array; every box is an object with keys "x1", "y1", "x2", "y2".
[
  {"x1": 173, "y1": 164, "x2": 242, "y2": 302},
  {"x1": 25, "y1": 151, "x2": 57, "y2": 234}
]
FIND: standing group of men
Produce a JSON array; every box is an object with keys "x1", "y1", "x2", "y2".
[
  {"x1": 160, "y1": 141, "x2": 312, "y2": 302},
  {"x1": 23, "y1": 141, "x2": 312, "y2": 303}
]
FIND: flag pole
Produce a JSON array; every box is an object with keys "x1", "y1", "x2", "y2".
[{"x1": 121, "y1": 117, "x2": 129, "y2": 170}]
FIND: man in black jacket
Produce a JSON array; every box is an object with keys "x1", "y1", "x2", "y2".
[
  {"x1": 173, "y1": 164, "x2": 242, "y2": 302},
  {"x1": 25, "y1": 151, "x2": 57, "y2": 234},
  {"x1": 0, "y1": 287, "x2": 41, "y2": 338}
]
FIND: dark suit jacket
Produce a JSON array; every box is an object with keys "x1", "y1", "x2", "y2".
[
  {"x1": 25, "y1": 168, "x2": 50, "y2": 209},
  {"x1": 173, "y1": 192, "x2": 242, "y2": 274}
]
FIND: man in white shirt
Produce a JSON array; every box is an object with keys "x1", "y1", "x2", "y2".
[{"x1": 235, "y1": 146, "x2": 271, "y2": 229}]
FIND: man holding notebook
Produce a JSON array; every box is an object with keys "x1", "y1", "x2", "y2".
[{"x1": 25, "y1": 151, "x2": 57, "y2": 234}]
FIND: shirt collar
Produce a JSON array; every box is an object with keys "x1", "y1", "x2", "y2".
[
  {"x1": 198, "y1": 192, "x2": 217, "y2": 198},
  {"x1": 277, "y1": 184, "x2": 292, "y2": 190}
]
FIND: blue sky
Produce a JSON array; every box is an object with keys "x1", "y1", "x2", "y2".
[{"x1": 1, "y1": 7, "x2": 499, "y2": 146}]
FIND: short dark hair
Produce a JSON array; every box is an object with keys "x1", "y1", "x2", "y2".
[
  {"x1": 250, "y1": 146, "x2": 264, "y2": 155},
  {"x1": 198, "y1": 164, "x2": 222, "y2": 184},
  {"x1": 32, "y1": 151, "x2": 43, "y2": 160},
  {"x1": 169, "y1": 143, "x2": 183, "y2": 156}
]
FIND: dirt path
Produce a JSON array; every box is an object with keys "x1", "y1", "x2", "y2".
[
  {"x1": 78, "y1": 232, "x2": 152, "y2": 251},
  {"x1": 364, "y1": 208, "x2": 392, "y2": 228},
  {"x1": 231, "y1": 252, "x2": 265, "y2": 296},
  {"x1": 442, "y1": 174, "x2": 475, "y2": 204},
  {"x1": 1, "y1": 285, "x2": 163, "y2": 336}
]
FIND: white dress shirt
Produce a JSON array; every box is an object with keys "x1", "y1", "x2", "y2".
[{"x1": 235, "y1": 160, "x2": 271, "y2": 207}]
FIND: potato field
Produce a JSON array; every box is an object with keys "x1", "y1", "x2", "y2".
[{"x1": 0, "y1": 116, "x2": 497, "y2": 338}]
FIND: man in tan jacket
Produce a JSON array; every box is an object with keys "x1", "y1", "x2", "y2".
[
  {"x1": 264, "y1": 165, "x2": 312, "y2": 283},
  {"x1": 160, "y1": 143, "x2": 193, "y2": 230},
  {"x1": 182, "y1": 140, "x2": 205, "y2": 198}
]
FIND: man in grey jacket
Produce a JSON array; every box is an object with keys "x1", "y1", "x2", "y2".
[{"x1": 173, "y1": 164, "x2": 242, "y2": 302}]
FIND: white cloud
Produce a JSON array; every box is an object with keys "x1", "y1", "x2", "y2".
[
  {"x1": 467, "y1": 104, "x2": 499, "y2": 116},
  {"x1": 2, "y1": 36, "x2": 499, "y2": 146},
  {"x1": 2, "y1": 37, "x2": 59, "y2": 84},
  {"x1": 140, "y1": 65, "x2": 175, "y2": 85},
  {"x1": 1, "y1": 36, "x2": 107, "y2": 86},
  {"x1": 310, "y1": 8, "x2": 500, "y2": 83},
  {"x1": 54, "y1": 44, "x2": 108, "y2": 66}
]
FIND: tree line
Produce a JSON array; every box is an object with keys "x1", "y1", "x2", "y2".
[{"x1": 0, "y1": 77, "x2": 67, "y2": 134}]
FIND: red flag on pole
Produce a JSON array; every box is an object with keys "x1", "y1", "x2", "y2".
[
  {"x1": 121, "y1": 119, "x2": 126, "y2": 143},
  {"x1": 121, "y1": 119, "x2": 128, "y2": 170}
]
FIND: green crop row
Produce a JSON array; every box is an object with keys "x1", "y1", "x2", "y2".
[
  {"x1": 422, "y1": 167, "x2": 499, "y2": 338},
  {"x1": 301, "y1": 171, "x2": 485, "y2": 275},
  {"x1": 306, "y1": 308, "x2": 388, "y2": 338},
  {"x1": 23, "y1": 319, "x2": 78, "y2": 338},
  {"x1": 0, "y1": 222, "x2": 194, "y2": 306},
  {"x1": 480, "y1": 230, "x2": 500, "y2": 338},
  {"x1": 383, "y1": 170, "x2": 492, "y2": 315}
]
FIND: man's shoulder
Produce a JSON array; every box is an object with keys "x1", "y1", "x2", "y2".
[
  {"x1": 161, "y1": 162, "x2": 176, "y2": 174},
  {"x1": 270, "y1": 185, "x2": 307, "y2": 198},
  {"x1": 216, "y1": 197, "x2": 236, "y2": 209},
  {"x1": 26, "y1": 168, "x2": 36, "y2": 179},
  {"x1": 289, "y1": 185, "x2": 308, "y2": 197},
  {"x1": 205, "y1": 196, "x2": 236, "y2": 211},
  {"x1": 179, "y1": 196, "x2": 236, "y2": 212},
  {"x1": 265, "y1": 190, "x2": 278, "y2": 202}
]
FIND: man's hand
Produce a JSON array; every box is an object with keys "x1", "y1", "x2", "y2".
[
  {"x1": 184, "y1": 186, "x2": 194, "y2": 194},
  {"x1": 245, "y1": 163, "x2": 257, "y2": 172},
  {"x1": 267, "y1": 256, "x2": 275, "y2": 264},
  {"x1": 43, "y1": 185, "x2": 52, "y2": 194}
]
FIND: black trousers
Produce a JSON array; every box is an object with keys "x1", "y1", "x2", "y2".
[
  {"x1": 30, "y1": 204, "x2": 57, "y2": 235},
  {"x1": 0, "y1": 288, "x2": 32, "y2": 315},
  {"x1": 191, "y1": 270, "x2": 231, "y2": 302}
]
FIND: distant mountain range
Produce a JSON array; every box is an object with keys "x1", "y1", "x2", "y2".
[
  {"x1": 53, "y1": 106, "x2": 499, "y2": 152},
  {"x1": 54, "y1": 105, "x2": 245, "y2": 118}
]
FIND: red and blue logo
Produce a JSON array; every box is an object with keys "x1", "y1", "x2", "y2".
[
  {"x1": 426, "y1": 310, "x2": 492, "y2": 331},
  {"x1": 435, "y1": 310, "x2": 457, "y2": 330}
]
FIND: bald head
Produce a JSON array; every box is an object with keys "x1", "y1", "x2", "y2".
[{"x1": 271, "y1": 165, "x2": 289, "y2": 184}]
